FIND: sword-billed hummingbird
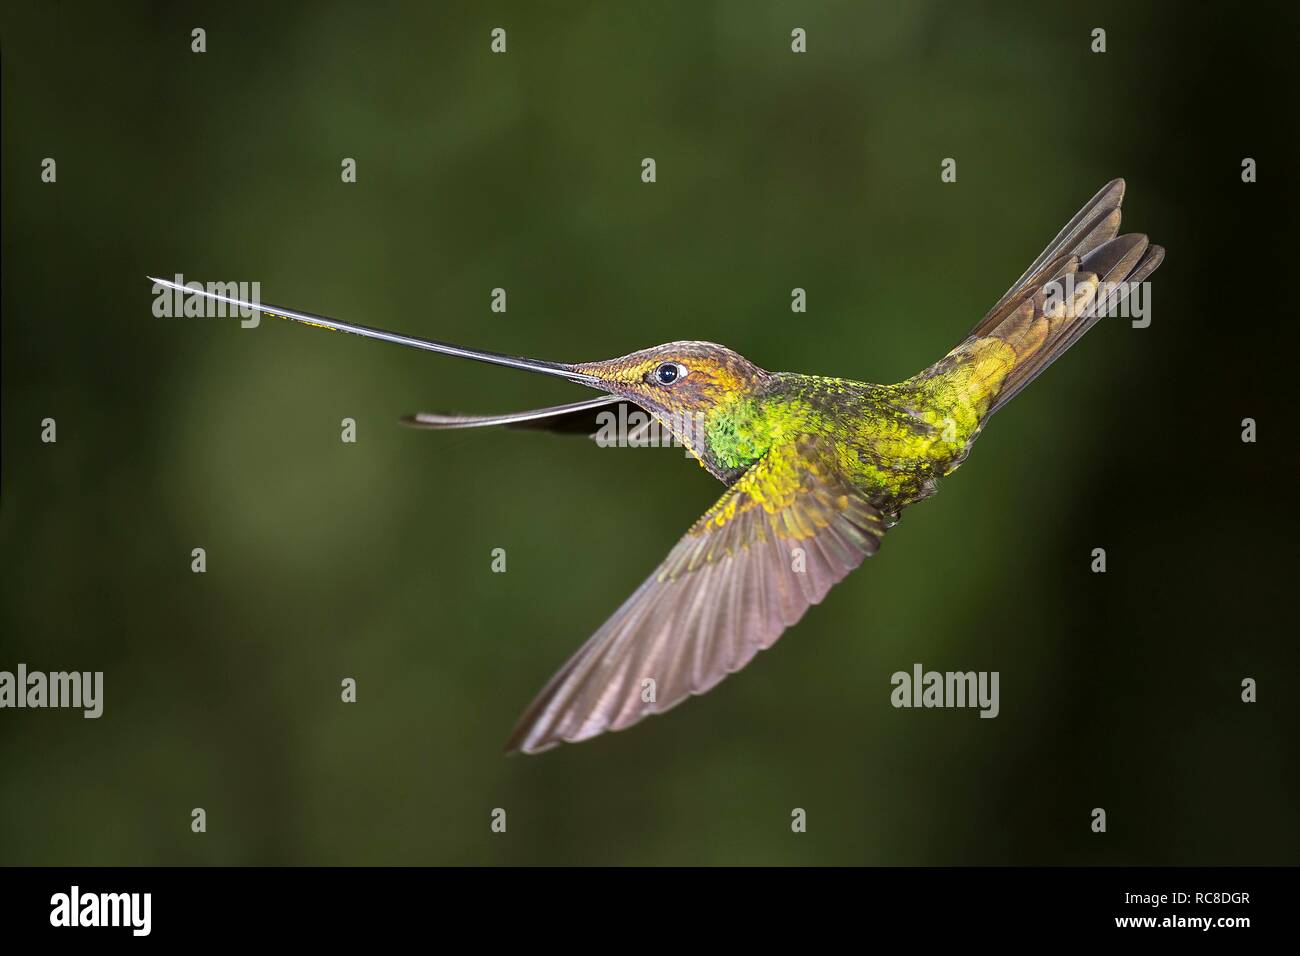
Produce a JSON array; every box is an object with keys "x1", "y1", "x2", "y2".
[{"x1": 151, "y1": 179, "x2": 1162, "y2": 754}]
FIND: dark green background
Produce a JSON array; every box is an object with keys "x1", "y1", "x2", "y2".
[{"x1": 2, "y1": 1, "x2": 1295, "y2": 865}]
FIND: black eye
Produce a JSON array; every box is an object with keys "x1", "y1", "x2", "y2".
[{"x1": 655, "y1": 362, "x2": 681, "y2": 385}]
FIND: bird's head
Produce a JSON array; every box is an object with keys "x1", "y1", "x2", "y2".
[
  {"x1": 574, "y1": 341, "x2": 769, "y2": 417},
  {"x1": 142, "y1": 276, "x2": 775, "y2": 478},
  {"x1": 572, "y1": 342, "x2": 771, "y2": 471}
]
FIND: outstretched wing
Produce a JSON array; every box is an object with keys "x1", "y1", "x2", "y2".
[{"x1": 507, "y1": 437, "x2": 886, "y2": 754}]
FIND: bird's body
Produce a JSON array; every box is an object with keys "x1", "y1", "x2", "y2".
[
  {"x1": 694, "y1": 371, "x2": 975, "y2": 511},
  {"x1": 572, "y1": 345, "x2": 994, "y2": 511},
  {"x1": 150, "y1": 178, "x2": 1164, "y2": 755}
]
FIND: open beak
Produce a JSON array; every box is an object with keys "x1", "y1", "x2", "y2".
[{"x1": 146, "y1": 276, "x2": 627, "y2": 428}]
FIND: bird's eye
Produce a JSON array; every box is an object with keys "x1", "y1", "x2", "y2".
[{"x1": 653, "y1": 362, "x2": 686, "y2": 385}]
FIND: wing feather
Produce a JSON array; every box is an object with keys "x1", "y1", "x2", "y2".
[{"x1": 506, "y1": 438, "x2": 885, "y2": 753}]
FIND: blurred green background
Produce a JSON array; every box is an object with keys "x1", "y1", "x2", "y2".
[{"x1": 2, "y1": 1, "x2": 1295, "y2": 865}]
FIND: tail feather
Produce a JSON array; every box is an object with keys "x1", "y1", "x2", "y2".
[
  {"x1": 973, "y1": 178, "x2": 1126, "y2": 338},
  {"x1": 930, "y1": 179, "x2": 1164, "y2": 420}
]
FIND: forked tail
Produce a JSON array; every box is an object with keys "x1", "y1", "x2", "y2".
[{"x1": 920, "y1": 179, "x2": 1164, "y2": 420}]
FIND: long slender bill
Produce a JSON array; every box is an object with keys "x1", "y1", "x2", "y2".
[
  {"x1": 402, "y1": 395, "x2": 625, "y2": 430},
  {"x1": 146, "y1": 276, "x2": 603, "y2": 388}
]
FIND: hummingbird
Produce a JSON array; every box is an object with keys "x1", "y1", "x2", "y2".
[{"x1": 151, "y1": 179, "x2": 1162, "y2": 754}]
